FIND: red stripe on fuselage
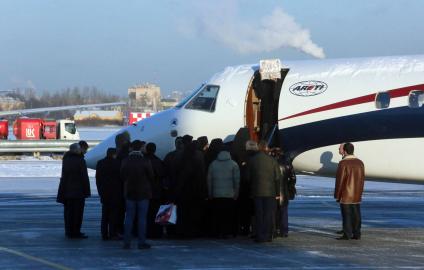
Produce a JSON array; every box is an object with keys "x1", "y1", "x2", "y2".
[{"x1": 280, "y1": 84, "x2": 424, "y2": 121}]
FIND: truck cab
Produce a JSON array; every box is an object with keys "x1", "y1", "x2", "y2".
[
  {"x1": 42, "y1": 120, "x2": 57, "y2": 139},
  {"x1": 57, "y1": 119, "x2": 80, "y2": 140}
]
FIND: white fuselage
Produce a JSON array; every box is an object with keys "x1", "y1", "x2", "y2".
[{"x1": 86, "y1": 55, "x2": 424, "y2": 182}]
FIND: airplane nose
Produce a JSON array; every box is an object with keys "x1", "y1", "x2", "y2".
[
  {"x1": 85, "y1": 109, "x2": 178, "y2": 169},
  {"x1": 85, "y1": 131, "x2": 118, "y2": 169}
]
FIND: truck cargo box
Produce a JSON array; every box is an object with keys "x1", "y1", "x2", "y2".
[
  {"x1": 0, "y1": 119, "x2": 8, "y2": 139},
  {"x1": 13, "y1": 118, "x2": 42, "y2": 140}
]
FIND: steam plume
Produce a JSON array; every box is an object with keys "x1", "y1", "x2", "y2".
[{"x1": 181, "y1": 3, "x2": 325, "y2": 59}]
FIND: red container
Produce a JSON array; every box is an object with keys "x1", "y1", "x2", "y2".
[
  {"x1": 0, "y1": 119, "x2": 8, "y2": 139},
  {"x1": 42, "y1": 120, "x2": 57, "y2": 139},
  {"x1": 13, "y1": 118, "x2": 42, "y2": 140}
]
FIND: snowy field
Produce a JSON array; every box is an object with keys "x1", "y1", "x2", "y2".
[{"x1": 0, "y1": 159, "x2": 423, "y2": 197}]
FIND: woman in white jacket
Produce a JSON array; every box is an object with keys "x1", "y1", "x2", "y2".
[{"x1": 207, "y1": 149, "x2": 240, "y2": 238}]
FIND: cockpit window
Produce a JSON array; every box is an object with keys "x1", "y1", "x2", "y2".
[
  {"x1": 175, "y1": 83, "x2": 205, "y2": 108},
  {"x1": 185, "y1": 85, "x2": 220, "y2": 112}
]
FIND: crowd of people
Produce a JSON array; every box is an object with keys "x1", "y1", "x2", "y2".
[{"x1": 56, "y1": 134, "x2": 365, "y2": 250}]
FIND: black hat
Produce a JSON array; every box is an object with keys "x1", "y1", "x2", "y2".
[
  {"x1": 130, "y1": 140, "x2": 143, "y2": 151},
  {"x1": 182, "y1": 134, "x2": 193, "y2": 145},
  {"x1": 197, "y1": 136, "x2": 209, "y2": 149}
]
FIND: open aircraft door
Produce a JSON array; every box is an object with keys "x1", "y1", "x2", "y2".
[
  {"x1": 245, "y1": 59, "x2": 288, "y2": 147},
  {"x1": 232, "y1": 59, "x2": 289, "y2": 163}
]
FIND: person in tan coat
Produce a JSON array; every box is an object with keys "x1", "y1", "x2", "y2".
[{"x1": 334, "y1": 142, "x2": 365, "y2": 240}]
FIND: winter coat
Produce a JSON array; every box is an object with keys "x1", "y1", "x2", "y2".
[
  {"x1": 238, "y1": 150, "x2": 257, "y2": 199},
  {"x1": 247, "y1": 151, "x2": 281, "y2": 198},
  {"x1": 163, "y1": 149, "x2": 183, "y2": 201},
  {"x1": 175, "y1": 146, "x2": 207, "y2": 200},
  {"x1": 207, "y1": 151, "x2": 240, "y2": 198},
  {"x1": 57, "y1": 151, "x2": 91, "y2": 203},
  {"x1": 280, "y1": 162, "x2": 296, "y2": 206},
  {"x1": 120, "y1": 151, "x2": 154, "y2": 201},
  {"x1": 95, "y1": 157, "x2": 123, "y2": 204},
  {"x1": 334, "y1": 155, "x2": 365, "y2": 204},
  {"x1": 144, "y1": 153, "x2": 165, "y2": 200}
]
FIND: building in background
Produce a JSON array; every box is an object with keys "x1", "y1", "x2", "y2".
[
  {"x1": 126, "y1": 84, "x2": 188, "y2": 125},
  {"x1": 128, "y1": 83, "x2": 161, "y2": 112},
  {"x1": 0, "y1": 96, "x2": 25, "y2": 111}
]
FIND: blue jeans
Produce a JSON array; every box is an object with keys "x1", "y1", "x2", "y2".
[{"x1": 124, "y1": 199, "x2": 149, "y2": 245}]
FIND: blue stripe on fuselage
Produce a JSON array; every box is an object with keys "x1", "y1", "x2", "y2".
[{"x1": 280, "y1": 106, "x2": 424, "y2": 159}]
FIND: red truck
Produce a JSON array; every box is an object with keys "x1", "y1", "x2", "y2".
[
  {"x1": 0, "y1": 117, "x2": 80, "y2": 140},
  {"x1": 13, "y1": 118, "x2": 52, "y2": 140}
]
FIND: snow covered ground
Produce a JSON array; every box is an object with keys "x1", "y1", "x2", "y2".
[
  {"x1": 0, "y1": 160, "x2": 95, "y2": 178},
  {"x1": 0, "y1": 160, "x2": 423, "y2": 197},
  {"x1": 0, "y1": 160, "x2": 97, "y2": 195}
]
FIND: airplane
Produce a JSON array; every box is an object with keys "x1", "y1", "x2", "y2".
[
  {"x1": 0, "y1": 102, "x2": 126, "y2": 117},
  {"x1": 85, "y1": 55, "x2": 424, "y2": 183}
]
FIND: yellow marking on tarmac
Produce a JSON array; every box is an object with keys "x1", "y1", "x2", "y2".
[{"x1": 0, "y1": 246, "x2": 72, "y2": 270}]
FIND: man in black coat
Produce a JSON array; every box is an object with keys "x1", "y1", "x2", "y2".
[
  {"x1": 115, "y1": 131, "x2": 131, "y2": 234},
  {"x1": 144, "y1": 142, "x2": 165, "y2": 239},
  {"x1": 175, "y1": 138, "x2": 207, "y2": 238},
  {"x1": 236, "y1": 140, "x2": 258, "y2": 236},
  {"x1": 57, "y1": 143, "x2": 91, "y2": 239},
  {"x1": 162, "y1": 137, "x2": 184, "y2": 237},
  {"x1": 96, "y1": 148, "x2": 123, "y2": 240},
  {"x1": 277, "y1": 155, "x2": 296, "y2": 238},
  {"x1": 246, "y1": 140, "x2": 281, "y2": 243},
  {"x1": 163, "y1": 137, "x2": 184, "y2": 202},
  {"x1": 121, "y1": 140, "x2": 154, "y2": 249}
]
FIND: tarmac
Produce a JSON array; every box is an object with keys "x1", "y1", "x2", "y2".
[{"x1": 0, "y1": 176, "x2": 424, "y2": 270}]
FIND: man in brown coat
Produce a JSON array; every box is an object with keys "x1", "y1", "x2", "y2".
[{"x1": 334, "y1": 142, "x2": 365, "y2": 240}]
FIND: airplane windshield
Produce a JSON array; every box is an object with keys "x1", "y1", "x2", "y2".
[
  {"x1": 185, "y1": 85, "x2": 220, "y2": 112},
  {"x1": 175, "y1": 83, "x2": 205, "y2": 108}
]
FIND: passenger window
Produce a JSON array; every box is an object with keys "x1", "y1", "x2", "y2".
[
  {"x1": 375, "y1": 92, "x2": 390, "y2": 109},
  {"x1": 185, "y1": 85, "x2": 220, "y2": 112},
  {"x1": 408, "y1": 90, "x2": 424, "y2": 108}
]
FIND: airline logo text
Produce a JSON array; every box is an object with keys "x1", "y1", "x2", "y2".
[{"x1": 289, "y1": 81, "x2": 328, "y2": 97}]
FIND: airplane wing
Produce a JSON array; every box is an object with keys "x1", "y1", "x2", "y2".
[{"x1": 0, "y1": 101, "x2": 126, "y2": 117}]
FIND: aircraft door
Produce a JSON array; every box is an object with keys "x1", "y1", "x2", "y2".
[{"x1": 245, "y1": 66, "x2": 289, "y2": 148}]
